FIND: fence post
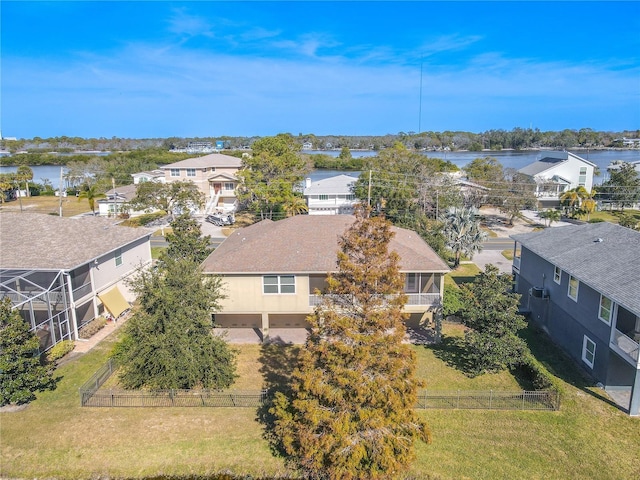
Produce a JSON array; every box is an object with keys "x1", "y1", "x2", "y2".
[
  {"x1": 457, "y1": 390, "x2": 460, "y2": 409},
  {"x1": 489, "y1": 390, "x2": 493, "y2": 409},
  {"x1": 522, "y1": 391, "x2": 526, "y2": 410}
]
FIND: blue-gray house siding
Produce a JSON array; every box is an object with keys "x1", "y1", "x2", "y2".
[{"x1": 511, "y1": 223, "x2": 640, "y2": 416}]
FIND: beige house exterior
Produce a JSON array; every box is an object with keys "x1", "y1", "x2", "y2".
[
  {"x1": 160, "y1": 153, "x2": 243, "y2": 213},
  {"x1": 201, "y1": 215, "x2": 449, "y2": 339}
]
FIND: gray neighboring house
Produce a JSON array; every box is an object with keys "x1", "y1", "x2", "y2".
[
  {"x1": 303, "y1": 174, "x2": 359, "y2": 215},
  {"x1": 0, "y1": 213, "x2": 152, "y2": 351},
  {"x1": 511, "y1": 222, "x2": 640, "y2": 415}
]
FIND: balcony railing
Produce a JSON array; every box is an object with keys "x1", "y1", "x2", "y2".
[
  {"x1": 611, "y1": 328, "x2": 640, "y2": 364},
  {"x1": 309, "y1": 292, "x2": 440, "y2": 308}
]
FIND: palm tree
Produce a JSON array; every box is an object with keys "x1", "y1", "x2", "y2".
[
  {"x1": 78, "y1": 184, "x2": 106, "y2": 215},
  {"x1": 282, "y1": 194, "x2": 309, "y2": 217},
  {"x1": 560, "y1": 187, "x2": 588, "y2": 218},
  {"x1": 442, "y1": 207, "x2": 488, "y2": 268},
  {"x1": 581, "y1": 188, "x2": 597, "y2": 221},
  {"x1": 539, "y1": 208, "x2": 561, "y2": 227}
]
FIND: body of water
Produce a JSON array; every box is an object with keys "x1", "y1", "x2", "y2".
[
  {"x1": 1, "y1": 149, "x2": 638, "y2": 189},
  {"x1": 307, "y1": 149, "x2": 640, "y2": 183}
]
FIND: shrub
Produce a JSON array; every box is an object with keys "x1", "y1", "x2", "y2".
[
  {"x1": 516, "y1": 353, "x2": 562, "y2": 393},
  {"x1": 45, "y1": 340, "x2": 75, "y2": 364},
  {"x1": 78, "y1": 317, "x2": 108, "y2": 339},
  {"x1": 443, "y1": 284, "x2": 464, "y2": 317},
  {"x1": 588, "y1": 218, "x2": 605, "y2": 223}
]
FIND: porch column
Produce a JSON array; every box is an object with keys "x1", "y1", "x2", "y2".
[
  {"x1": 261, "y1": 312, "x2": 270, "y2": 342},
  {"x1": 629, "y1": 368, "x2": 640, "y2": 416}
]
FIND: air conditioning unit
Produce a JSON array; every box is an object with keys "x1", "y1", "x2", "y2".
[{"x1": 531, "y1": 287, "x2": 548, "y2": 298}]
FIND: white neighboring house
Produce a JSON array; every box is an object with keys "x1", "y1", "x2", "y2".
[
  {"x1": 303, "y1": 174, "x2": 359, "y2": 215},
  {"x1": 131, "y1": 169, "x2": 165, "y2": 185},
  {"x1": 0, "y1": 213, "x2": 152, "y2": 351},
  {"x1": 518, "y1": 151, "x2": 596, "y2": 206},
  {"x1": 97, "y1": 184, "x2": 152, "y2": 218}
]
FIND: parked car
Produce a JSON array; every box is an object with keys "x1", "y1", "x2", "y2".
[{"x1": 206, "y1": 213, "x2": 235, "y2": 226}]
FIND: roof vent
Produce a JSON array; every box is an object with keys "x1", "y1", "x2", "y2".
[{"x1": 594, "y1": 238, "x2": 603, "y2": 243}]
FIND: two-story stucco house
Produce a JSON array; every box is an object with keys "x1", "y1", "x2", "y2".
[
  {"x1": 160, "y1": 153, "x2": 243, "y2": 213},
  {"x1": 303, "y1": 174, "x2": 359, "y2": 215},
  {"x1": 518, "y1": 151, "x2": 596, "y2": 206},
  {"x1": 0, "y1": 213, "x2": 152, "y2": 351},
  {"x1": 201, "y1": 215, "x2": 449, "y2": 340},
  {"x1": 511, "y1": 222, "x2": 640, "y2": 415}
]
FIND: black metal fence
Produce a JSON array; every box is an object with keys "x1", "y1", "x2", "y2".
[
  {"x1": 80, "y1": 360, "x2": 560, "y2": 411},
  {"x1": 416, "y1": 389, "x2": 561, "y2": 411}
]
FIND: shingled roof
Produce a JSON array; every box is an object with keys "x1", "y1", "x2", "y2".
[
  {"x1": 511, "y1": 222, "x2": 640, "y2": 315},
  {"x1": 161, "y1": 153, "x2": 242, "y2": 169},
  {"x1": 0, "y1": 213, "x2": 152, "y2": 270},
  {"x1": 201, "y1": 215, "x2": 450, "y2": 275}
]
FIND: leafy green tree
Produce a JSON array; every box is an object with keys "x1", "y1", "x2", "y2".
[
  {"x1": 459, "y1": 265, "x2": 527, "y2": 375},
  {"x1": 0, "y1": 298, "x2": 56, "y2": 406},
  {"x1": 130, "y1": 180, "x2": 204, "y2": 218},
  {"x1": 464, "y1": 156, "x2": 504, "y2": 184},
  {"x1": 164, "y1": 214, "x2": 212, "y2": 264},
  {"x1": 271, "y1": 210, "x2": 430, "y2": 479},
  {"x1": 442, "y1": 207, "x2": 487, "y2": 268},
  {"x1": 236, "y1": 134, "x2": 309, "y2": 219},
  {"x1": 112, "y1": 257, "x2": 236, "y2": 390},
  {"x1": 16, "y1": 166, "x2": 33, "y2": 198},
  {"x1": 618, "y1": 213, "x2": 640, "y2": 230},
  {"x1": 498, "y1": 170, "x2": 537, "y2": 225}
]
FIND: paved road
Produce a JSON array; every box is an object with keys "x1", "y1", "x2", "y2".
[{"x1": 483, "y1": 237, "x2": 516, "y2": 250}]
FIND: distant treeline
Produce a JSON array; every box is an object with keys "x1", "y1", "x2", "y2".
[{"x1": 2, "y1": 128, "x2": 639, "y2": 157}]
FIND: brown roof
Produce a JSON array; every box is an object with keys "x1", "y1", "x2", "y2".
[
  {"x1": 0, "y1": 213, "x2": 152, "y2": 270},
  {"x1": 161, "y1": 153, "x2": 242, "y2": 169},
  {"x1": 201, "y1": 215, "x2": 449, "y2": 274}
]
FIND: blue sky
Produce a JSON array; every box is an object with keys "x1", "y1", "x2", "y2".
[{"x1": 2, "y1": 1, "x2": 639, "y2": 138}]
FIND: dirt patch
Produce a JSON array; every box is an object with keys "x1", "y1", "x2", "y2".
[
  {"x1": 0, "y1": 403, "x2": 29, "y2": 413},
  {"x1": 479, "y1": 206, "x2": 540, "y2": 237}
]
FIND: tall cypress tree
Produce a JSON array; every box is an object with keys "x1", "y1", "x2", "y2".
[
  {"x1": 271, "y1": 209, "x2": 430, "y2": 480},
  {"x1": 0, "y1": 298, "x2": 56, "y2": 406}
]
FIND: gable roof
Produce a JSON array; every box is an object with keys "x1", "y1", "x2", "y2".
[
  {"x1": 304, "y1": 174, "x2": 358, "y2": 195},
  {"x1": 100, "y1": 183, "x2": 137, "y2": 202},
  {"x1": 161, "y1": 153, "x2": 242, "y2": 170},
  {"x1": 0, "y1": 213, "x2": 152, "y2": 270},
  {"x1": 511, "y1": 223, "x2": 640, "y2": 315},
  {"x1": 202, "y1": 215, "x2": 449, "y2": 275},
  {"x1": 518, "y1": 151, "x2": 596, "y2": 177}
]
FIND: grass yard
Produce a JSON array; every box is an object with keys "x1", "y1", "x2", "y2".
[
  {"x1": 445, "y1": 263, "x2": 482, "y2": 288},
  {"x1": 586, "y1": 208, "x2": 640, "y2": 224},
  {"x1": 2, "y1": 324, "x2": 639, "y2": 479},
  {"x1": 0, "y1": 195, "x2": 92, "y2": 217}
]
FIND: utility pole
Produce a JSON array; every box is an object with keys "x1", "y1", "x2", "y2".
[
  {"x1": 58, "y1": 167, "x2": 63, "y2": 217},
  {"x1": 367, "y1": 170, "x2": 372, "y2": 207},
  {"x1": 111, "y1": 177, "x2": 116, "y2": 217}
]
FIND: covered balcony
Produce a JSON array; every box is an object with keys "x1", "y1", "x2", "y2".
[{"x1": 610, "y1": 304, "x2": 640, "y2": 367}]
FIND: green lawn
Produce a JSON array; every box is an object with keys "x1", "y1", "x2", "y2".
[
  {"x1": 2, "y1": 324, "x2": 639, "y2": 479},
  {"x1": 0, "y1": 195, "x2": 92, "y2": 217},
  {"x1": 445, "y1": 263, "x2": 482, "y2": 287},
  {"x1": 587, "y1": 209, "x2": 640, "y2": 224}
]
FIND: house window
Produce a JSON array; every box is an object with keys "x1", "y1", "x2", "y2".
[
  {"x1": 170, "y1": 169, "x2": 180, "y2": 177},
  {"x1": 568, "y1": 275, "x2": 579, "y2": 301},
  {"x1": 553, "y1": 266, "x2": 561, "y2": 284},
  {"x1": 263, "y1": 275, "x2": 295, "y2": 294},
  {"x1": 186, "y1": 168, "x2": 196, "y2": 177},
  {"x1": 115, "y1": 248, "x2": 123, "y2": 267},
  {"x1": 578, "y1": 167, "x2": 587, "y2": 187},
  {"x1": 582, "y1": 336, "x2": 596, "y2": 368},
  {"x1": 346, "y1": 194, "x2": 356, "y2": 200},
  {"x1": 224, "y1": 182, "x2": 235, "y2": 191},
  {"x1": 598, "y1": 295, "x2": 613, "y2": 324},
  {"x1": 319, "y1": 194, "x2": 329, "y2": 201}
]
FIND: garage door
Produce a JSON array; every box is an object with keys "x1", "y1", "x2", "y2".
[
  {"x1": 213, "y1": 314, "x2": 261, "y2": 328},
  {"x1": 269, "y1": 314, "x2": 311, "y2": 328}
]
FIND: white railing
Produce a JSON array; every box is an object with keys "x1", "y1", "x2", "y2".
[
  {"x1": 308, "y1": 293, "x2": 440, "y2": 307},
  {"x1": 612, "y1": 328, "x2": 640, "y2": 364}
]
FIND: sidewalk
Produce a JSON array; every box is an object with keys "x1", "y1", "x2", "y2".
[{"x1": 73, "y1": 314, "x2": 130, "y2": 354}]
